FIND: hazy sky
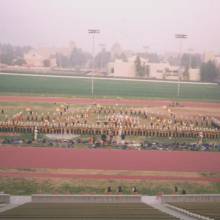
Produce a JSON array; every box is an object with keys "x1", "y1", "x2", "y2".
[{"x1": 0, "y1": 0, "x2": 220, "y2": 53}]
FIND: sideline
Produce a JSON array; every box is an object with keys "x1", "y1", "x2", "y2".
[{"x1": 0, "y1": 72, "x2": 217, "y2": 85}]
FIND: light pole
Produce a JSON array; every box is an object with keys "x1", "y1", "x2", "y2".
[
  {"x1": 99, "y1": 43, "x2": 105, "y2": 72},
  {"x1": 175, "y1": 34, "x2": 187, "y2": 97},
  {"x1": 188, "y1": 48, "x2": 194, "y2": 69},
  {"x1": 88, "y1": 29, "x2": 100, "y2": 97}
]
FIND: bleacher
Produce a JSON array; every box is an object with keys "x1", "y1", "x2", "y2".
[
  {"x1": 169, "y1": 202, "x2": 220, "y2": 220},
  {"x1": 0, "y1": 202, "x2": 178, "y2": 219}
]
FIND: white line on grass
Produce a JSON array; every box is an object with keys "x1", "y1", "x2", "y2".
[{"x1": 0, "y1": 72, "x2": 217, "y2": 85}]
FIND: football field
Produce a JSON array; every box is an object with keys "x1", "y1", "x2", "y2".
[{"x1": 0, "y1": 74, "x2": 220, "y2": 102}]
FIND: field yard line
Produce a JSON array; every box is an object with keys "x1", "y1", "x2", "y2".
[
  {"x1": 0, "y1": 72, "x2": 217, "y2": 85},
  {"x1": 1, "y1": 95, "x2": 220, "y2": 108}
]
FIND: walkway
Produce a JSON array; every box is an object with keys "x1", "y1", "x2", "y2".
[{"x1": 141, "y1": 196, "x2": 199, "y2": 220}]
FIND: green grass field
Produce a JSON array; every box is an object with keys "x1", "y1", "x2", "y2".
[
  {"x1": 0, "y1": 75, "x2": 220, "y2": 101},
  {"x1": 0, "y1": 177, "x2": 220, "y2": 195}
]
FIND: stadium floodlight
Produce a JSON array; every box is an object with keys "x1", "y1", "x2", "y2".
[
  {"x1": 88, "y1": 29, "x2": 100, "y2": 97},
  {"x1": 88, "y1": 29, "x2": 100, "y2": 34},
  {"x1": 175, "y1": 34, "x2": 188, "y2": 97},
  {"x1": 175, "y1": 34, "x2": 187, "y2": 39},
  {"x1": 99, "y1": 44, "x2": 106, "y2": 71}
]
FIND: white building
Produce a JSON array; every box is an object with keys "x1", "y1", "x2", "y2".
[
  {"x1": 147, "y1": 62, "x2": 179, "y2": 80},
  {"x1": 108, "y1": 60, "x2": 136, "y2": 78},
  {"x1": 188, "y1": 68, "x2": 201, "y2": 81},
  {"x1": 108, "y1": 56, "x2": 148, "y2": 78},
  {"x1": 214, "y1": 55, "x2": 220, "y2": 69},
  {"x1": 24, "y1": 49, "x2": 57, "y2": 68},
  {"x1": 108, "y1": 56, "x2": 179, "y2": 80}
]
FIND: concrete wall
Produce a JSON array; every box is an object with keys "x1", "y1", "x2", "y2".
[
  {"x1": 32, "y1": 194, "x2": 142, "y2": 203},
  {"x1": 0, "y1": 194, "x2": 10, "y2": 204},
  {"x1": 161, "y1": 194, "x2": 220, "y2": 203}
]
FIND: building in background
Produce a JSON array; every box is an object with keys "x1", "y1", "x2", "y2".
[
  {"x1": 107, "y1": 56, "x2": 199, "y2": 81},
  {"x1": 188, "y1": 68, "x2": 201, "y2": 81},
  {"x1": 203, "y1": 51, "x2": 216, "y2": 63},
  {"x1": 24, "y1": 48, "x2": 56, "y2": 68},
  {"x1": 108, "y1": 56, "x2": 148, "y2": 78},
  {"x1": 24, "y1": 42, "x2": 76, "y2": 68},
  {"x1": 214, "y1": 55, "x2": 220, "y2": 69},
  {"x1": 148, "y1": 62, "x2": 178, "y2": 80},
  {"x1": 108, "y1": 59, "x2": 136, "y2": 78}
]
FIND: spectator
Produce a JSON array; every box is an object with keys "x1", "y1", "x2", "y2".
[
  {"x1": 106, "y1": 186, "x2": 112, "y2": 193},
  {"x1": 132, "y1": 186, "x2": 137, "y2": 193},
  {"x1": 117, "y1": 186, "x2": 123, "y2": 193}
]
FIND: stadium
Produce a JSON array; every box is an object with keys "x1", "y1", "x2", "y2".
[
  {"x1": 1, "y1": 0, "x2": 220, "y2": 219},
  {"x1": 0, "y1": 73, "x2": 220, "y2": 219}
]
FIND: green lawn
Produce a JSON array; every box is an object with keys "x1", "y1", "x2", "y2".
[
  {"x1": 0, "y1": 177, "x2": 220, "y2": 195},
  {"x1": 0, "y1": 75, "x2": 220, "y2": 101}
]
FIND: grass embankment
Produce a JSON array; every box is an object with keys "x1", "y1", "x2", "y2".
[
  {"x1": 0, "y1": 74, "x2": 220, "y2": 102},
  {"x1": 0, "y1": 177, "x2": 220, "y2": 195}
]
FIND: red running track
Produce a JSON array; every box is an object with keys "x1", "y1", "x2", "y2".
[{"x1": 0, "y1": 147, "x2": 220, "y2": 172}]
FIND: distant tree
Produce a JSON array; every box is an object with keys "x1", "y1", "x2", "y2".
[
  {"x1": 200, "y1": 61, "x2": 219, "y2": 82},
  {"x1": 182, "y1": 68, "x2": 190, "y2": 81},
  {"x1": 112, "y1": 52, "x2": 128, "y2": 62},
  {"x1": 0, "y1": 44, "x2": 14, "y2": 65},
  {"x1": 56, "y1": 54, "x2": 70, "y2": 67},
  {"x1": 56, "y1": 48, "x2": 91, "y2": 68},
  {"x1": 94, "y1": 49, "x2": 111, "y2": 69},
  {"x1": 181, "y1": 54, "x2": 190, "y2": 68},
  {"x1": 118, "y1": 53, "x2": 128, "y2": 62},
  {"x1": 70, "y1": 48, "x2": 91, "y2": 68},
  {"x1": 135, "y1": 56, "x2": 145, "y2": 77},
  {"x1": 191, "y1": 54, "x2": 202, "y2": 68},
  {"x1": 181, "y1": 53, "x2": 202, "y2": 69},
  {"x1": 167, "y1": 56, "x2": 179, "y2": 66},
  {"x1": 43, "y1": 59, "x2": 51, "y2": 67},
  {"x1": 0, "y1": 43, "x2": 31, "y2": 65},
  {"x1": 145, "y1": 65, "x2": 150, "y2": 78},
  {"x1": 137, "y1": 52, "x2": 160, "y2": 63},
  {"x1": 13, "y1": 58, "x2": 26, "y2": 66},
  {"x1": 147, "y1": 53, "x2": 160, "y2": 63}
]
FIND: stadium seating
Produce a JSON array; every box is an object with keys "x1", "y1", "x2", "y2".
[
  {"x1": 169, "y1": 202, "x2": 220, "y2": 220},
  {"x1": 0, "y1": 202, "x2": 178, "y2": 219}
]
